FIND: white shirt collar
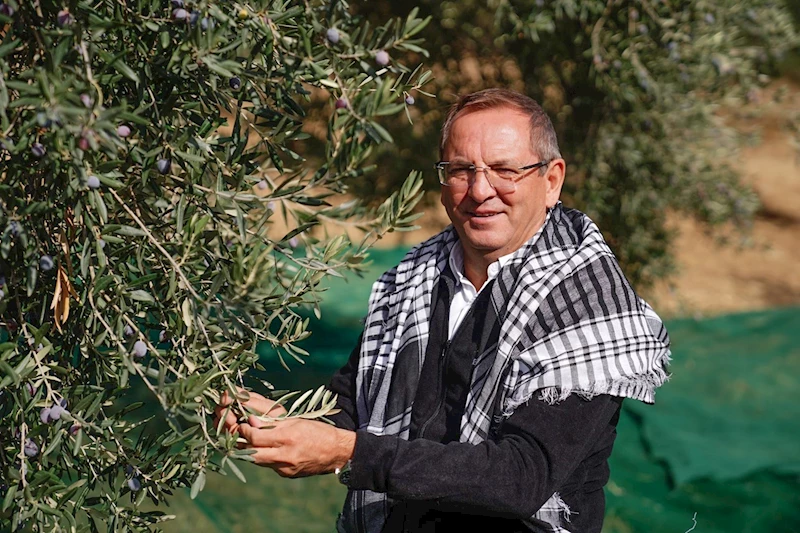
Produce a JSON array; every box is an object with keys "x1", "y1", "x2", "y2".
[{"x1": 448, "y1": 243, "x2": 514, "y2": 292}]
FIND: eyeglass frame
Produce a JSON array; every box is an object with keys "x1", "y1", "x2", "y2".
[{"x1": 434, "y1": 160, "x2": 551, "y2": 191}]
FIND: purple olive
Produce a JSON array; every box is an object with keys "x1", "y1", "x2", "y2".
[
  {"x1": 124, "y1": 325, "x2": 135, "y2": 337},
  {"x1": 189, "y1": 10, "x2": 199, "y2": 26},
  {"x1": 229, "y1": 76, "x2": 241, "y2": 90},
  {"x1": 24, "y1": 383, "x2": 35, "y2": 396},
  {"x1": 117, "y1": 125, "x2": 131, "y2": 138},
  {"x1": 133, "y1": 340, "x2": 147, "y2": 358},
  {"x1": 78, "y1": 136, "x2": 90, "y2": 151},
  {"x1": 156, "y1": 158, "x2": 170, "y2": 174},
  {"x1": 0, "y1": 3, "x2": 15, "y2": 16},
  {"x1": 57, "y1": 9, "x2": 72, "y2": 27},
  {"x1": 59, "y1": 398, "x2": 67, "y2": 408},
  {"x1": 172, "y1": 8, "x2": 188, "y2": 21},
  {"x1": 69, "y1": 424, "x2": 81, "y2": 435},
  {"x1": 375, "y1": 50, "x2": 390, "y2": 67},
  {"x1": 200, "y1": 17, "x2": 213, "y2": 30},
  {"x1": 288, "y1": 237, "x2": 299, "y2": 248},
  {"x1": 98, "y1": 239, "x2": 106, "y2": 249},
  {"x1": 86, "y1": 175, "x2": 100, "y2": 189},
  {"x1": 335, "y1": 98, "x2": 348, "y2": 110},
  {"x1": 256, "y1": 180, "x2": 268, "y2": 190},
  {"x1": 24, "y1": 439, "x2": 38, "y2": 458},
  {"x1": 40, "y1": 407, "x2": 53, "y2": 424},
  {"x1": 171, "y1": 0, "x2": 184, "y2": 6},
  {"x1": 39, "y1": 255, "x2": 54, "y2": 272},
  {"x1": 158, "y1": 330, "x2": 167, "y2": 342},
  {"x1": 48, "y1": 404, "x2": 64, "y2": 421},
  {"x1": 326, "y1": 28, "x2": 340, "y2": 44},
  {"x1": 704, "y1": 13, "x2": 715, "y2": 24},
  {"x1": 128, "y1": 477, "x2": 141, "y2": 491},
  {"x1": 80, "y1": 94, "x2": 93, "y2": 108},
  {"x1": 405, "y1": 95, "x2": 415, "y2": 105},
  {"x1": 31, "y1": 143, "x2": 46, "y2": 158}
]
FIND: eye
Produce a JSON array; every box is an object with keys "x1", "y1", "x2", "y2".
[
  {"x1": 493, "y1": 167, "x2": 519, "y2": 180},
  {"x1": 448, "y1": 165, "x2": 471, "y2": 177}
]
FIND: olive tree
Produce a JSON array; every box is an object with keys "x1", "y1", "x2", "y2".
[
  {"x1": 0, "y1": 0, "x2": 429, "y2": 530},
  {"x1": 355, "y1": 0, "x2": 800, "y2": 286}
]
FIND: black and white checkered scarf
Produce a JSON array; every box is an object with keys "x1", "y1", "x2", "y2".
[{"x1": 337, "y1": 204, "x2": 671, "y2": 533}]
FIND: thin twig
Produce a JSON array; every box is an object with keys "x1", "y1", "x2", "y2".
[{"x1": 108, "y1": 189, "x2": 200, "y2": 301}]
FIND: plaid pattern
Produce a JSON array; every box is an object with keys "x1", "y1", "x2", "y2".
[{"x1": 339, "y1": 204, "x2": 671, "y2": 533}]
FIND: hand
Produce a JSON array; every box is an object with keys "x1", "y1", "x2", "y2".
[
  {"x1": 237, "y1": 416, "x2": 355, "y2": 478},
  {"x1": 213, "y1": 388, "x2": 287, "y2": 436}
]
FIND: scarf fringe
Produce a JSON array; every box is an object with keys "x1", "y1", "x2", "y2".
[{"x1": 505, "y1": 365, "x2": 672, "y2": 412}]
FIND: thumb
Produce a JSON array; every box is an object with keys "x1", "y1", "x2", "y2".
[
  {"x1": 248, "y1": 414, "x2": 274, "y2": 429},
  {"x1": 237, "y1": 422, "x2": 256, "y2": 444}
]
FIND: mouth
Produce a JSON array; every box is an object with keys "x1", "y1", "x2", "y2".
[{"x1": 468, "y1": 210, "x2": 502, "y2": 219}]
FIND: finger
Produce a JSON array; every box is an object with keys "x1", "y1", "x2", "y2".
[
  {"x1": 248, "y1": 414, "x2": 271, "y2": 429},
  {"x1": 237, "y1": 423, "x2": 279, "y2": 448},
  {"x1": 220, "y1": 386, "x2": 254, "y2": 407},
  {"x1": 241, "y1": 393, "x2": 283, "y2": 417},
  {"x1": 248, "y1": 447, "x2": 292, "y2": 471},
  {"x1": 218, "y1": 390, "x2": 235, "y2": 407},
  {"x1": 213, "y1": 404, "x2": 241, "y2": 433},
  {"x1": 221, "y1": 387, "x2": 279, "y2": 415}
]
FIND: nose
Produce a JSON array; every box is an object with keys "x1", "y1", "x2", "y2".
[{"x1": 467, "y1": 167, "x2": 497, "y2": 202}]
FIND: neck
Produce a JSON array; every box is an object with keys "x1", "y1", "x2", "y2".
[{"x1": 461, "y1": 249, "x2": 493, "y2": 290}]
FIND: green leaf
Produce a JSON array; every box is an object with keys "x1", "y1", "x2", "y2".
[
  {"x1": 128, "y1": 289, "x2": 155, "y2": 303},
  {"x1": 2, "y1": 483, "x2": 17, "y2": 512},
  {"x1": 112, "y1": 60, "x2": 140, "y2": 84},
  {"x1": 226, "y1": 458, "x2": 247, "y2": 483},
  {"x1": 190, "y1": 470, "x2": 206, "y2": 500},
  {"x1": 0, "y1": 39, "x2": 20, "y2": 59},
  {"x1": 114, "y1": 226, "x2": 146, "y2": 237},
  {"x1": 26, "y1": 263, "x2": 37, "y2": 296}
]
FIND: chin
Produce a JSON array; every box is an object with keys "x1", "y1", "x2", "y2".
[{"x1": 459, "y1": 234, "x2": 507, "y2": 255}]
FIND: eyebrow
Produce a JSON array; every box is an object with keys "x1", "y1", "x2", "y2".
[{"x1": 447, "y1": 158, "x2": 518, "y2": 166}]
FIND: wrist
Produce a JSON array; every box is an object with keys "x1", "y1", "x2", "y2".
[
  {"x1": 333, "y1": 428, "x2": 356, "y2": 485},
  {"x1": 333, "y1": 428, "x2": 356, "y2": 472}
]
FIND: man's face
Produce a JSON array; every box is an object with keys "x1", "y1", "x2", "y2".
[{"x1": 440, "y1": 107, "x2": 564, "y2": 264}]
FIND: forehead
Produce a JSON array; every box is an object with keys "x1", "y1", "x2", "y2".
[{"x1": 444, "y1": 106, "x2": 533, "y2": 158}]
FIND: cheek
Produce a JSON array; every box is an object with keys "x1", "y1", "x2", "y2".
[{"x1": 440, "y1": 189, "x2": 461, "y2": 212}]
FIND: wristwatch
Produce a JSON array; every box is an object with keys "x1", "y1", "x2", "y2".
[{"x1": 335, "y1": 460, "x2": 352, "y2": 486}]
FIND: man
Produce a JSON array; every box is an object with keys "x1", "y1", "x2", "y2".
[{"x1": 216, "y1": 89, "x2": 671, "y2": 533}]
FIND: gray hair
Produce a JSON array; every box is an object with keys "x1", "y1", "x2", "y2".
[{"x1": 439, "y1": 88, "x2": 562, "y2": 167}]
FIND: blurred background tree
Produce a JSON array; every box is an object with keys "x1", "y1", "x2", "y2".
[
  {"x1": 351, "y1": 0, "x2": 800, "y2": 287},
  {"x1": 0, "y1": 0, "x2": 429, "y2": 530}
]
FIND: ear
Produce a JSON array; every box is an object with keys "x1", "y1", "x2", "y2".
[{"x1": 544, "y1": 158, "x2": 566, "y2": 208}]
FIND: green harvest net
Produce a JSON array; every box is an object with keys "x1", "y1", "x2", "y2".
[{"x1": 158, "y1": 248, "x2": 800, "y2": 533}]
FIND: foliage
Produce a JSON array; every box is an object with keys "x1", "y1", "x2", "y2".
[
  {"x1": 0, "y1": 0, "x2": 429, "y2": 530},
  {"x1": 355, "y1": 0, "x2": 800, "y2": 286}
]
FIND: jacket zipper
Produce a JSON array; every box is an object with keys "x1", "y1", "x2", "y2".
[{"x1": 416, "y1": 339, "x2": 451, "y2": 438}]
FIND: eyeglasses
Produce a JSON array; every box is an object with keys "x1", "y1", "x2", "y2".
[{"x1": 434, "y1": 160, "x2": 550, "y2": 193}]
